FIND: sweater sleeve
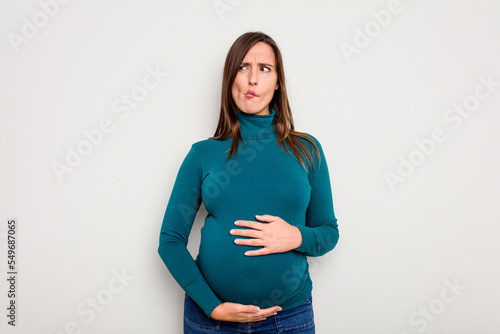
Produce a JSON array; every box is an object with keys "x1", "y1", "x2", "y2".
[
  {"x1": 294, "y1": 136, "x2": 340, "y2": 256},
  {"x1": 157, "y1": 145, "x2": 223, "y2": 318}
]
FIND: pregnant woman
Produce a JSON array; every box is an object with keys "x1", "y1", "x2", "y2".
[{"x1": 158, "y1": 31, "x2": 340, "y2": 333}]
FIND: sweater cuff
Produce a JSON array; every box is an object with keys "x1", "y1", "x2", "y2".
[
  {"x1": 203, "y1": 297, "x2": 224, "y2": 318},
  {"x1": 294, "y1": 225, "x2": 310, "y2": 254}
]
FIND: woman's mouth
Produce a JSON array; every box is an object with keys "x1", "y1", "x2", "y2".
[{"x1": 245, "y1": 90, "x2": 256, "y2": 98}]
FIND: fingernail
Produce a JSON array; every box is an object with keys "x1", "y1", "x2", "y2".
[
  {"x1": 230, "y1": 229, "x2": 235, "y2": 234},
  {"x1": 234, "y1": 221, "x2": 239, "y2": 225}
]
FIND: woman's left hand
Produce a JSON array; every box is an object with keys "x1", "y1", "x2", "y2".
[{"x1": 230, "y1": 215, "x2": 302, "y2": 256}]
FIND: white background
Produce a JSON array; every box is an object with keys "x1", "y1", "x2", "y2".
[{"x1": 1, "y1": 0, "x2": 499, "y2": 333}]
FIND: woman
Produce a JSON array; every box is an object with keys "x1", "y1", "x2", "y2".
[{"x1": 158, "y1": 32, "x2": 339, "y2": 333}]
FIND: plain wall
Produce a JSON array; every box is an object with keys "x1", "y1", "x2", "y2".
[{"x1": 1, "y1": 0, "x2": 499, "y2": 333}]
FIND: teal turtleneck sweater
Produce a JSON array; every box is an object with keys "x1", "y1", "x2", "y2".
[{"x1": 158, "y1": 108, "x2": 339, "y2": 318}]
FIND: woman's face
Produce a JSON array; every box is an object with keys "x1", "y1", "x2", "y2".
[{"x1": 231, "y1": 42, "x2": 279, "y2": 116}]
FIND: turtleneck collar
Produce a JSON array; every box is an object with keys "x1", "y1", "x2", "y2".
[{"x1": 236, "y1": 108, "x2": 276, "y2": 140}]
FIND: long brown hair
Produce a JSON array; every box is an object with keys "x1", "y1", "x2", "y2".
[{"x1": 210, "y1": 31, "x2": 321, "y2": 174}]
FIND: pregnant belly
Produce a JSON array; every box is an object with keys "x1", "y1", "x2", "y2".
[{"x1": 197, "y1": 221, "x2": 309, "y2": 308}]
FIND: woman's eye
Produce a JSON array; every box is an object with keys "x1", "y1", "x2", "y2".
[
  {"x1": 239, "y1": 65, "x2": 248, "y2": 71},
  {"x1": 261, "y1": 67, "x2": 270, "y2": 72}
]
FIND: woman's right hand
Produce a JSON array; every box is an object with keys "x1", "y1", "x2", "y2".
[{"x1": 210, "y1": 302, "x2": 282, "y2": 322}]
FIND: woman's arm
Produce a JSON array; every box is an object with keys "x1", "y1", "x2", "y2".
[
  {"x1": 294, "y1": 135, "x2": 339, "y2": 256},
  {"x1": 158, "y1": 145, "x2": 222, "y2": 318}
]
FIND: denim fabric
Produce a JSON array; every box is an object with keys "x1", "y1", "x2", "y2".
[{"x1": 183, "y1": 294, "x2": 315, "y2": 333}]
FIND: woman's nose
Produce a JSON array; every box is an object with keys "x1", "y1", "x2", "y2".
[{"x1": 248, "y1": 69, "x2": 258, "y2": 85}]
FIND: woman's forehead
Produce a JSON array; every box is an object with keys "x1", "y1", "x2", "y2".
[{"x1": 242, "y1": 42, "x2": 276, "y2": 64}]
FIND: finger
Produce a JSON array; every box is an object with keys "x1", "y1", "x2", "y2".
[
  {"x1": 243, "y1": 315, "x2": 267, "y2": 323},
  {"x1": 241, "y1": 305, "x2": 281, "y2": 322},
  {"x1": 244, "y1": 312, "x2": 271, "y2": 322},
  {"x1": 259, "y1": 306, "x2": 282, "y2": 316},
  {"x1": 267, "y1": 306, "x2": 283, "y2": 313},
  {"x1": 230, "y1": 228, "x2": 261, "y2": 238},
  {"x1": 254, "y1": 214, "x2": 276, "y2": 222},
  {"x1": 244, "y1": 248, "x2": 271, "y2": 256},
  {"x1": 234, "y1": 220, "x2": 266, "y2": 230},
  {"x1": 237, "y1": 304, "x2": 261, "y2": 313},
  {"x1": 234, "y1": 238, "x2": 265, "y2": 247}
]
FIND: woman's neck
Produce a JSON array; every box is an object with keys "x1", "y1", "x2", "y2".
[{"x1": 236, "y1": 108, "x2": 276, "y2": 139}]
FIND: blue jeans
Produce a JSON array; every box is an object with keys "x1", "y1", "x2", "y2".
[{"x1": 183, "y1": 294, "x2": 315, "y2": 333}]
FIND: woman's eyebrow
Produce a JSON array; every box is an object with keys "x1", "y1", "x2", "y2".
[{"x1": 240, "y1": 62, "x2": 275, "y2": 67}]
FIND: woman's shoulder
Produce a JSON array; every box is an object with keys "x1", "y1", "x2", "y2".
[
  {"x1": 190, "y1": 137, "x2": 230, "y2": 153},
  {"x1": 294, "y1": 131, "x2": 323, "y2": 149}
]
